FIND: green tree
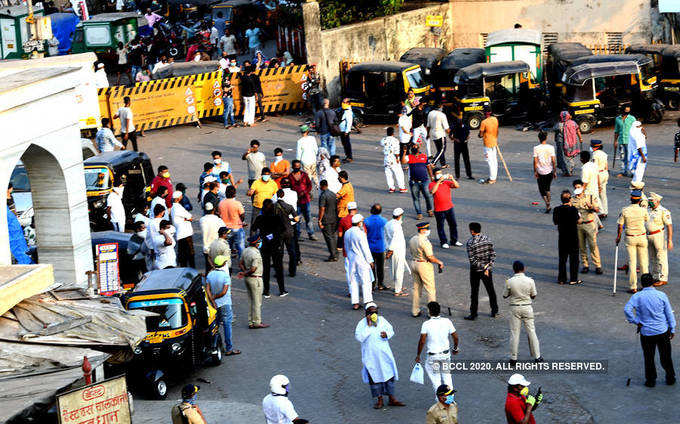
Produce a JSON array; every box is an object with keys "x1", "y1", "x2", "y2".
[{"x1": 277, "y1": 0, "x2": 405, "y2": 30}]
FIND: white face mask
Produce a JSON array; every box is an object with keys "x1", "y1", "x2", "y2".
[
  {"x1": 434, "y1": 174, "x2": 442, "y2": 180},
  {"x1": 423, "y1": 230, "x2": 431, "y2": 237},
  {"x1": 214, "y1": 158, "x2": 222, "y2": 165},
  {"x1": 136, "y1": 231, "x2": 146, "y2": 238},
  {"x1": 262, "y1": 175, "x2": 271, "y2": 182},
  {"x1": 274, "y1": 155, "x2": 283, "y2": 163}
]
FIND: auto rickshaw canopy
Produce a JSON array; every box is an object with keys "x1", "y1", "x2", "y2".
[
  {"x1": 439, "y1": 48, "x2": 486, "y2": 71},
  {"x1": 454, "y1": 61, "x2": 530, "y2": 84},
  {"x1": 399, "y1": 47, "x2": 446, "y2": 74},
  {"x1": 133, "y1": 267, "x2": 201, "y2": 293},
  {"x1": 625, "y1": 44, "x2": 670, "y2": 56},
  {"x1": 562, "y1": 61, "x2": 640, "y2": 85},
  {"x1": 347, "y1": 61, "x2": 419, "y2": 74},
  {"x1": 152, "y1": 61, "x2": 220, "y2": 79},
  {"x1": 568, "y1": 53, "x2": 652, "y2": 68}
]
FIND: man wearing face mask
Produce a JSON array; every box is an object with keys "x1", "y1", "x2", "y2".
[
  {"x1": 384, "y1": 208, "x2": 409, "y2": 296},
  {"x1": 271, "y1": 147, "x2": 291, "y2": 187},
  {"x1": 426, "y1": 384, "x2": 458, "y2": 424},
  {"x1": 149, "y1": 185, "x2": 169, "y2": 220},
  {"x1": 355, "y1": 302, "x2": 405, "y2": 409},
  {"x1": 238, "y1": 234, "x2": 269, "y2": 329},
  {"x1": 247, "y1": 168, "x2": 279, "y2": 227},
  {"x1": 151, "y1": 165, "x2": 174, "y2": 207},
  {"x1": 429, "y1": 169, "x2": 462, "y2": 249},
  {"x1": 207, "y1": 255, "x2": 240, "y2": 356},
  {"x1": 262, "y1": 375, "x2": 309, "y2": 424},
  {"x1": 171, "y1": 384, "x2": 207, "y2": 424},
  {"x1": 505, "y1": 373, "x2": 542, "y2": 424},
  {"x1": 106, "y1": 176, "x2": 126, "y2": 232},
  {"x1": 152, "y1": 220, "x2": 177, "y2": 269},
  {"x1": 171, "y1": 191, "x2": 195, "y2": 268},
  {"x1": 410, "y1": 223, "x2": 444, "y2": 317},
  {"x1": 210, "y1": 150, "x2": 230, "y2": 178}
]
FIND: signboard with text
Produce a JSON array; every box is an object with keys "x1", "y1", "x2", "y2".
[
  {"x1": 426, "y1": 15, "x2": 443, "y2": 27},
  {"x1": 95, "y1": 243, "x2": 120, "y2": 296},
  {"x1": 57, "y1": 375, "x2": 131, "y2": 424}
]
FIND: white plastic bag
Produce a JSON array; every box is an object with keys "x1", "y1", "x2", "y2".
[{"x1": 410, "y1": 362, "x2": 424, "y2": 385}]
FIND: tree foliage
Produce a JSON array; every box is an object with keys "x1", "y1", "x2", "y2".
[{"x1": 277, "y1": 0, "x2": 405, "y2": 29}]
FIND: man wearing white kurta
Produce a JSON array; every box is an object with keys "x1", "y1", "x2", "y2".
[
  {"x1": 416, "y1": 301, "x2": 458, "y2": 392},
  {"x1": 380, "y1": 127, "x2": 406, "y2": 192},
  {"x1": 629, "y1": 121, "x2": 648, "y2": 183},
  {"x1": 355, "y1": 302, "x2": 405, "y2": 409},
  {"x1": 384, "y1": 208, "x2": 409, "y2": 295},
  {"x1": 344, "y1": 214, "x2": 374, "y2": 309},
  {"x1": 107, "y1": 181, "x2": 126, "y2": 232}
]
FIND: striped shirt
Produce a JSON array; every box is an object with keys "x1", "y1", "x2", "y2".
[{"x1": 466, "y1": 233, "x2": 496, "y2": 272}]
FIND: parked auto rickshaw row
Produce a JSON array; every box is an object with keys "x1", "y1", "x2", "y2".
[{"x1": 341, "y1": 29, "x2": 673, "y2": 133}]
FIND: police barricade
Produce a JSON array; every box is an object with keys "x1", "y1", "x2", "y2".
[{"x1": 99, "y1": 65, "x2": 308, "y2": 133}]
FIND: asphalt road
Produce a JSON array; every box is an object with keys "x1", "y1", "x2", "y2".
[{"x1": 131, "y1": 113, "x2": 680, "y2": 424}]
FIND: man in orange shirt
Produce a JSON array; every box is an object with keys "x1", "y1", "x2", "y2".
[
  {"x1": 218, "y1": 185, "x2": 246, "y2": 258},
  {"x1": 336, "y1": 170, "x2": 355, "y2": 219},
  {"x1": 478, "y1": 111, "x2": 499, "y2": 184},
  {"x1": 270, "y1": 147, "x2": 291, "y2": 187}
]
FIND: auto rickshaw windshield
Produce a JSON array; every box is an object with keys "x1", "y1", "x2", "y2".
[
  {"x1": 129, "y1": 298, "x2": 187, "y2": 331},
  {"x1": 565, "y1": 80, "x2": 594, "y2": 102},
  {"x1": 405, "y1": 68, "x2": 428, "y2": 89},
  {"x1": 639, "y1": 62, "x2": 654, "y2": 83},
  {"x1": 84, "y1": 167, "x2": 111, "y2": 191}
]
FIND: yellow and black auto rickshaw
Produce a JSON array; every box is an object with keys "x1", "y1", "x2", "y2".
[
  {"x1": 124, "y1": 268, "x2": 221, "y2": 399},
  {"x1": 545, "y1": 42, "x2": 593, "y2": 109},
  {"x1": 340, "y1": 60, "x2": 430, "y2": 122},
  {"x1": 560, "y1": 55, "x2": 664, "y2": 133},
  {"x1": 433, "y1": 48, "x2": 486, "y2": 107},
  {"x1": 657, "y1": 45, "x2": 680, "y2": 110},
  {"x1": 399, "y1": 47, "x2": 447, "y2": 81},
  {"x1": 452, "y1": 60, "x2": 542, "y2": 129},
  {"x1": 84, "y1": 151, "x2": 154, "y2": 231}
]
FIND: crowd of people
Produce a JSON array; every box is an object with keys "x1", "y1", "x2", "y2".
[{"x1": 95, "y1": 81, "x2": 677, "y2": 423}]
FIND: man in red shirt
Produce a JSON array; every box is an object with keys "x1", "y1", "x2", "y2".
[
  {"x1": 151, "y1": 165, "x2": 174, "y2": 207},
  {"x1": 289, "y1": 159, "x2": 316, "y2": 241},
  {"x1": 505, "y1": 373, "x2": 542, "y2": 424},
  {"x1": 428, "y1": 168, "x2": 461, "y2": 249}
]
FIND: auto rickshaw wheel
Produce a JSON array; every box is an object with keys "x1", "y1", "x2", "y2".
[
  {"x1": 467, "y1": 113, "x2": 484, "y2": 130},
  {"x1": 210, "y1": 334, "x2": 223, "y2": 366},
  {"x1": 575, "y1": 116, "x2": 593, "y2": 134},
  {"x1": 666, "y1": 97, "x2": 679, "y2": 111},
  {"x1": 152, "y1": 378, "x2": 168, "y2": 400},
  {"x1": 646, "y1": 109, "x2": 663, "y2": 124}
]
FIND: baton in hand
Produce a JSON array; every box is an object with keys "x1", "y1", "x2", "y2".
[{"x1": 612, "y1": 244, "x2": 619, "y2": 296}]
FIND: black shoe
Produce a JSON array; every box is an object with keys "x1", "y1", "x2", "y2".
[
  {"x1": 412, "y1": 311, "x2": 422, "y2": 318},
  {"x1": 595, "y1": 267, "x2": 603, "y2": 275},
  {"x1": 324, "y1": 257, "x2": 338, "y2": 262},
  {"x1": 581, "y1": 267, "x2": 589, "y2": 274},
  {"x1": 464, "y1": 314, "x2": 477, "y2": 320},
  {"x1": 534, "y1": 356, "x2": 545, "y2": 363},
  {"x1": 467, "y1": 176, "x2": 474, "y2": 180},
  {"x1": 667, "y1": 377, "x2": 676, "y2": 386},
  {"x1": 490, "y1": 311, "x2": 499, "y2": 318},
  {"x1": 644, "y1": 380, "x2": 656, "y2": 388},
  {"x1": 509, "y1": 359, "x2": 517, "y2": 367}
]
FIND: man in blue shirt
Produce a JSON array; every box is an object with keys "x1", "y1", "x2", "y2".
[
  {"x1": 364, "y1": 204, "x2": 389, "y2": 291},
  {"x1": 624, "y1": 273, "x2": 676, "y2": 387},
  {"x1": 207, "y1": 256, "x2": 240, "y2": 356},
  {"x1": 613, "y1": 106, "x2": 636, "y2": 177}
]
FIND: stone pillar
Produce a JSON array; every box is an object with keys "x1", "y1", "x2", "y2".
[{"x1": 302, "y1": 0, "x2": 323, "y2": 68}]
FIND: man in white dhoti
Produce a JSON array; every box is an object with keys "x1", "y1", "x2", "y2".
[
  {"x1": 354, "y1": 302, "x2": 405, "y2": 409},
  {"x1": 384, "y1": 208, "x2": 409, "y2": 296},
  {"x1": 629, "y1": 121, "x2": 648, "y2": 183},
  {"x1": 345, "y1": 214, "x2": 375, "y2": 310}
]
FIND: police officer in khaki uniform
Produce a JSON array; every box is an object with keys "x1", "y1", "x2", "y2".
[
  {"x1": 503, "y1": 261, "x2": 542, "y2": 366},
  {"x1": 426, "y1": 384, "x2": 458, "y2": 424},
  {"x1": 647, "y1": 192, "x2": 673, "y2": 286},
  {"x1": 631, "y1": 181, "x2": 648, "y2": 208},
  {"x1": 409, "y1": 222, "x2": 444, "y2": 317},
  {"x1": 572, "y1": 180, "x2": 602, "y2": 274},
  {"x1": 591, "y1": 140, "x2": 609, "y2": 218},
  {"x1": 616, "y1": 190, "x2": 650, "y2": 293}
]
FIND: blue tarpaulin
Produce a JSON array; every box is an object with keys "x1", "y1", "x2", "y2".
[
  {"x1": 7, "y1": 206, "x2": 33, "y2": 264},
  {"x1": 48, "y1": 13, "x2": 80, "y2": 55}
]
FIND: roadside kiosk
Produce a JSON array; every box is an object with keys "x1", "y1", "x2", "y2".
[
  {"x1": 0, "y1": 3, "x2": 45, "y2": 59},
  {"x1": 485, "y1": 28, "x2": 543, "y2": 84},
  {"x1": 70, "y1": 12, "x2": 141, "y2": 54}
]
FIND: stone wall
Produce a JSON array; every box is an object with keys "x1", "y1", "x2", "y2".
[
  {"x1": 449, "y1": 0, "x2": 652, "y2": 48},
  {"x1": 305, "y1": 2, "x2": 454, "y2": 102}
]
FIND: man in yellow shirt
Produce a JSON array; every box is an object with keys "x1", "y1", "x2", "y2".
[
  {"x1": 336, "y1": 170, "x2": 355, "y2": 218},
  {"x1": 247, "y1": 167, "x2": 278, "y2": 226},
  {"x1": 478, "y1": 111, "x2": 499, "y2": 184}
]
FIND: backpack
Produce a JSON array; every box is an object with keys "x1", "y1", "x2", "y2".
[{"x1": 324, "y1": 109, "x2": 342, "y2": 136}]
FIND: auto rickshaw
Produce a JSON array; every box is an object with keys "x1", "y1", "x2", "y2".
[
  {"x1": 70, "y1": 13, "x2": 142, "y2": 54},
  {"x1": 340, "y1": 61, "x2": 430, "y2": 123},
  {"x1": 433, "y1": 48, "x2": 486, "y2": 106},
  {"x1": 545, "y1": 42, "x2": 593, "y2": 108},
  {"x1": 561, "y1": 59, "x2": 664, "y2": 133},
  {"x1": 84, "y1": 151, "x2": 154, "y2": 231},
  {"x1": 658, "y1": 46, "x2": 680, "y2": 109},
  {"x1": 452, "y1": 61, "x2": 543, "y2": 129},
  {"x1": 399, "y1": 47, "x2": 446, "y2": 80},
  {"x1": 124, "y1": 268, "x2": 222, "y2": 399}
]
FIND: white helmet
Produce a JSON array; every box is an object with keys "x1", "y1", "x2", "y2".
[
  {"x1": 270, "y1": 375, "x2": 290, "y2": 395},
  {"x1": 507, "y1": 373, "x2": 530, "y2": 386}
]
